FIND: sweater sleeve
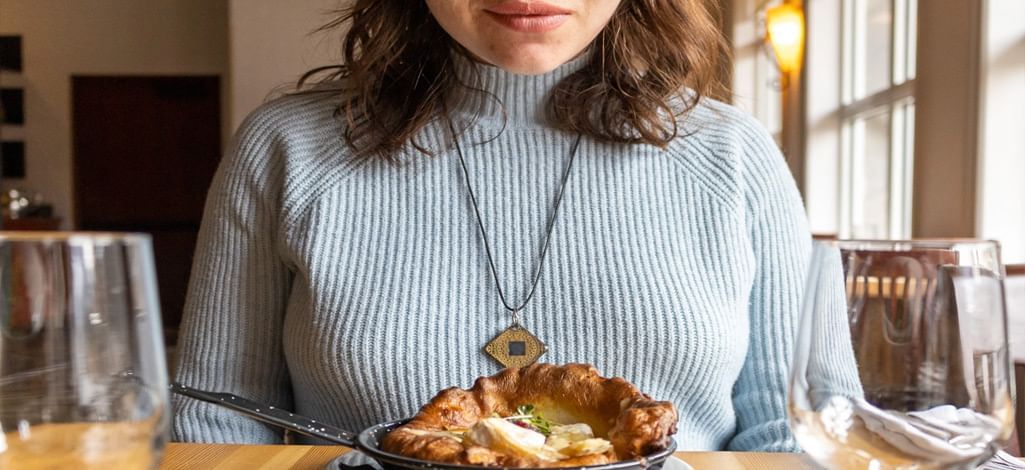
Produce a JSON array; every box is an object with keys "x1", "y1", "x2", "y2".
[
  {"x1": 171, "y1": 112, "x2": 294, "y2": 444},
  {"x1": 726, "y1": 115, "x2": 810, "y2": 452}
]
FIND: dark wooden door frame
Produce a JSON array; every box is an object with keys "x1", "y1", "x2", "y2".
[{"x1": 71, "y1": 75, "x2": 222, "y2": 342}]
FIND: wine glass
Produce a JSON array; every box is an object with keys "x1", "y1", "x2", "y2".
[
  {"x1": 789, "y1": 239, "x2": 1016, "y2": 470},
  {"x1": 0, "y1": 232, "x2": 169, "y2": 469}
]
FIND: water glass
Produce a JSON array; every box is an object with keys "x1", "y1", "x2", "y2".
[
  {"x1": 789, "y1": 239, "x2": 1015, "y2": 469},
  {"x1": 0, "y1": 232, "x2": 169, "y2": 469}
]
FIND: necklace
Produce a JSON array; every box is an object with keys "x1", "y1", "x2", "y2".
[{"x1": 447, "y1": 118, "x2": 583, "y2": 369}]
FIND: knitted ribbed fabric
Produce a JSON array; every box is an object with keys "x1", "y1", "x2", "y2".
[{"x1": 172, "y1": 55, "x2": 811, "y2": 452}]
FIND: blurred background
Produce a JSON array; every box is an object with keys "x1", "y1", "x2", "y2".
[{"x1": 0, "y1": 0, "x2": 1022, "y2": 361}]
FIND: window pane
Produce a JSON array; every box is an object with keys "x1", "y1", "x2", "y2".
[
  {"x1": 905, "y1": 0, "x2": 917, "y2": 80},
  {"x1": 850, "y1": 110, "x2": 892, "y2": 238},
  {"x1": 893, "y1": 0, "x2": 909, "y2": 83},
  {"x1": 730, "y1": 0, "x2": 782, "y2": 136},
  {"x1": 853, "y1": 0, "x2": 893, "y2": 98},
  {"x1": 757, "y1": 45, "x2": 783, "y2": 136},
  {"x1": 889, "y1": 100, "x2": 914, "y2": 238}
]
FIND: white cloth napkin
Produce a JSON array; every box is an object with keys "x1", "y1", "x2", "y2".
[
  {"x1": 978, "y1": 451, "x2": 1025, "y2": 470},
  {"x1": 854, "y1": 399, "x2": 1006, "y2": 465}
]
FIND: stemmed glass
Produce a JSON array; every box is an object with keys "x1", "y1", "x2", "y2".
[
  {"x1": 789, "y1": 239, "x2": 1015, "y2": 469},
  {"x1": 0, "y1": 232, "x2": 169, "y2": 468}
]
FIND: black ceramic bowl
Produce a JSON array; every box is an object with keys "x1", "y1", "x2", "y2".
[{"x1": 350, "y1": 419, "x2": 678, "y2": 470}]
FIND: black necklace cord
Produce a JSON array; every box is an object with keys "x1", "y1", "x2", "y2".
[{"x1": 446, "y1": 117, "x2": 583, "y2": 326}]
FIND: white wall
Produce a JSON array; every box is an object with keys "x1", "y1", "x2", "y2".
[
  {"x1": 977, "y1": 0, "x2": 1025, "y2": 264},
  {"x1": 0, "y1": 0, "x2": 228, "y2": 229},
  {"x1": 228, "y1": 0, "x2": 344, "y2": 133}
]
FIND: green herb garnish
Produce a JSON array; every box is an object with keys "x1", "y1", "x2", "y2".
[
  {"x1": 516, "y1": 404, "x2": 536, "y2": 416},
  {"x1": 506, "y1": 404, "x2": 558, "y2": 436}
]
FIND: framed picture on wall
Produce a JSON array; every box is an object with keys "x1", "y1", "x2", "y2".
[
  {"x1": 1, "y1": 88, "x2": 24, "y2": 125},
  {"x1": 0, "y1": 36, "x2": 23, "y2": 72},
  {"x1": 0, "y1": 35, "x2": 26, "y2": 182},
  {"x1": 1, "y1": 141, "x2": 25, "y2": 178}
]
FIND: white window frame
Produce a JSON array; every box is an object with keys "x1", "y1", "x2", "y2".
[{"x1": 836, "y1": 0, "x2": 917, "y2": 239}]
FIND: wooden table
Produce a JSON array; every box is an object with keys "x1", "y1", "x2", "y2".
[{"x1": 159, "y1": 443, "x2": 819, "y2": 469}]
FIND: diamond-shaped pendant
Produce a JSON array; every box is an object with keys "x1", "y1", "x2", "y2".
[{"x1": 484, "y1": 324, "x2": 546, "y2": 368}]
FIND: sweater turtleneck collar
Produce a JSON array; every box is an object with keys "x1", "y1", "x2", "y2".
[{"x1": 447, "y1": 50, "x2": 592, "y2": 128}]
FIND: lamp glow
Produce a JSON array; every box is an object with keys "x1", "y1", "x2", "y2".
[{"x1": 766, "y1": 3, "x2": 805, "y2": 73}]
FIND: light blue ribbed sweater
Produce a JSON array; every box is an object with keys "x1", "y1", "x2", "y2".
[{"x1": 172, "y1": 55, "x2": 811, "y2": 452}]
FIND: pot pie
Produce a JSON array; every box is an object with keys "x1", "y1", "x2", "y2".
[{"x1": 380, "y1": 363, "x2": 678, "y2": 467}]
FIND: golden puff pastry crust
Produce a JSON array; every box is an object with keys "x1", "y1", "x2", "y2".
[{"x1": 380, "y1": 363, "x2": 678, "y2": 467}]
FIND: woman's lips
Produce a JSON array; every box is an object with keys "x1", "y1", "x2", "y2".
[{"x1": 484, "y1": 2, "x2": 572, "y2": 33}]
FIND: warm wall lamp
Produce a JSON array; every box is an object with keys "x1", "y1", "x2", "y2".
[{"x1": 765, "y1": 3, "x2": 806, "y2": 75}]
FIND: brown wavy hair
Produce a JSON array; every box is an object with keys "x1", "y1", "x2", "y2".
[{"x1": 300, "y1": 0, "x2": 730, "y2": 159}]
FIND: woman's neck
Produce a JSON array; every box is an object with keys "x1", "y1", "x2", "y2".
[{"x1": 448, "y1": 50, "x2": 592, "y2": 128}]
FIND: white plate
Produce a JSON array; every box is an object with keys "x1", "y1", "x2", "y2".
[{"x1": 326, "y1": 452, "x2": 693, "y2": 470}]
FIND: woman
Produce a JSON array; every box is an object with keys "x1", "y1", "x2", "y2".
[{"x1": 173, "y1": 0, "x2": 809, "y2": 452}]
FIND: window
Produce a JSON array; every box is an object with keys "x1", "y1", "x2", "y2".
[
  {"x1": 731, "y1": 0, "x2": 783, "y2": 139},
  {"x1": 739, "y1": 0, "x2": 918, "y2": 238},
  {"x1": 838, "y1": 0, "x2": 917, "y2": 239},
  {"x1": 734, "y1": 0, "x2": 1025, "y2": 260}
]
